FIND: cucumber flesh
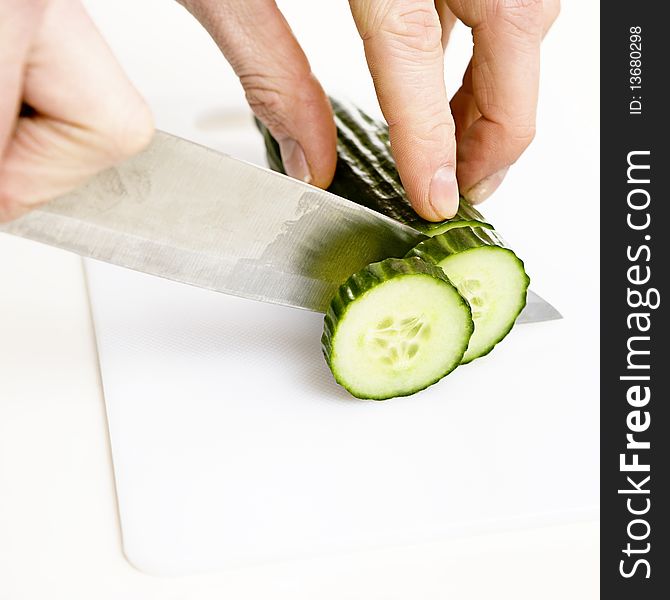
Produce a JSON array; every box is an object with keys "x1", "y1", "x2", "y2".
[
  {"x1": 322, "y1": 257, "x2": 473, "y2": 399},
  {"x1": 407, "y1": 228, "x2": 529, "y2": 363},
  {"x1": 257, "y1": 98, "x2": 530, "y2": 386}
]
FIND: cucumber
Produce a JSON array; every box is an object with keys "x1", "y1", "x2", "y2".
[
  {"x1": 407, "y1": 227, "x2": 529, "y2": 363},
  {"x1": 257, "y1": 98, "x2": 531, "y2": 396},
  {"x1": 255, "y1": 99, "x2": 492, "y2": 235},
  {"x1": 322, "y1": 257, "x2": 473, "y2": 399}
]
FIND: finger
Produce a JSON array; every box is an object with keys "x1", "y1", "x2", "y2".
[
  {"x1": 447, "y1": 0, "x2": 544, "y2": 204},
  {"x1": 450, "y1": 0, "x2": 559, "y2": 149},
  {"x1": 0, "y1": 1, "x2": 35, "y2": 159},
  {"x1": 450, "y1": 62, "x2": 480, "y2": 145},
  {"x1": 182, "y1": 0, "x2": 336, "y2": 188},
  {"x1": 434, "y1": 0, "x2": 457, "y2": 48},
  {"x1": 0, "y1": 0, "x2": 153, "y2": 222},
  {"x1": 542, "y1": 0, "x2": 561, "y2": 35},
  {"x1": 350, "y1": 0, "x2": 458, "y2": 220}
]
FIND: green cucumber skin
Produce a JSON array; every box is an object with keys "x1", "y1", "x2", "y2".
[
  {"x1": 331, "y1": 99, "x2": 490, "y2": 234},
  {"x1": 422, "y1": 219, "x2": 494, "y2": 236},
  {"x1": 255, "y1": 100, "x2": 491, "y2": 235},
  {"x1": 322, "y1": 256, "x2": 473, "y2": 400},
  {"x1": 406, "y1": 227, "x2": 530, "y2": 364},
  {"x1": 407, "y1": 226, "x2": 508, "y2": 259},
  {"x1": 258, "y1": 98, "x2": 529, "y2": 371}
]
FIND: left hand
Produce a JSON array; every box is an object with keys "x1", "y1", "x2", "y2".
[{"x1": 179, "y1": 0, "x2": 559, "y2": 220}]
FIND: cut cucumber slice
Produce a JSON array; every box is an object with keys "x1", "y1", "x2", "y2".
[
  {"x1": 322, "y1": 257, "x2": 473, "y2": 400},
  {"x1": 407, "y1": 227, "x2": 529, "y2": 363},
  {"x1": 257, "y1": 97, "x2": 530, "y2": 384}
]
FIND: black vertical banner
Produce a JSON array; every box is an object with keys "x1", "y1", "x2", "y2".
[{"x1": 601, "y1": 2, "x2": 669, "y2": 596}]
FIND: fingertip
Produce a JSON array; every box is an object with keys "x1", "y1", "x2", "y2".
[
  {"x1": 279, "y1": 138, "x2": 312, "y2": 184},
  {"x1": 292, "y1": 81, "x2": 337, "y2": 189},
  {"x1": 252, "y1": 75, "x2": 336, "y2": 190},
  {"x1": 0, "y1": 198, "x2": 20, "y2": 224},
  {"x1": 389, "y1": 121, "x2": 459, "y2": 222},
  {"x1": 427, "y1": 165, "x2": 459, "y2": 219},
  {"x1": 462, "y1": 167, "x2": 509, "y2": 205}
]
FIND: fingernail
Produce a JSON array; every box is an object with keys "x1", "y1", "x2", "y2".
[
  {"x1": 463, "y1": 167, "x2": 509, "y2": 205},
  {"x1": 279, "y1": 139, "x2": 312, "y2": 184},
  {"x1": 429, "y1": 165, "x2": 459, "y2": 219}
]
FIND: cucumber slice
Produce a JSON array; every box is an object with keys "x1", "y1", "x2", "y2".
[
  {"x1": 407, "y1": 227, "x2": 529, "y2": 363},
  {"x1": 256, "y1": 97, "x2": 530, "y2": 378},
  {"x1": 322, "y1": 257, "x2": 473, "y2": 399}
]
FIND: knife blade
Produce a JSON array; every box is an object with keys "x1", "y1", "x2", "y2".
[{"x1": 0, "y1": 131, "x2": 560, "y2": 321}]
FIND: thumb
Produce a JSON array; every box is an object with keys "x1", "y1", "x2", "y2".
[
  {"x1": 181, "y1": 0, "x2": 336, "y2": 189},
  {"x1": 349, "y1": 0, "x2": 458, "y2": 220}
]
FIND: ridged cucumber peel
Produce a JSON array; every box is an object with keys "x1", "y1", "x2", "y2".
[
  {"x1": 406, "y1": 227, "x2": 530, "y2": 363},
  {"x1": 428, "y1": 219, "x2": 493, "y2": 233},
  {"x1": 322, "y1": 256, "x2": 474, "y2": 400},
  {"x1": 254, "y1": 99, "x2": 492, "y2": 235}
]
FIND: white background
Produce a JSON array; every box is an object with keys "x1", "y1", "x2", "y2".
[{"x1": 1, "y1": 0, "x2": 599, "y2": 598}]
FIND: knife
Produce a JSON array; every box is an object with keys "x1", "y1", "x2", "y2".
[{"x1": 0, "y1": 131, "x2": 560, "y2": 322}]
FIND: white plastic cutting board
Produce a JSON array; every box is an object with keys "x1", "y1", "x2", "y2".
[
  {"x1": 82, "y1": 0, "x2": 599, "y2": 577},
  {"x1": 86, "y1": 252, "x2": 597, "y2": 577},
  {"x1": 84, "y1": 113, "x2": 599, "y2": 577}
]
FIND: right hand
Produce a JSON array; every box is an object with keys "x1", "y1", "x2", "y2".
[{"x1": 0, "y1": 0, "x2": 153, "y2": 222}]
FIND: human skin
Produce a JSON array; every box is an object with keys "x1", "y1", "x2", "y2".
[{"x1": 0, "y1": 0, "x2": 559, "y2": 224}]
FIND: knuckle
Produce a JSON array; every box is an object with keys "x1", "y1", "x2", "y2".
[
  {"x1": 545, "y1": 0, "x2": 560, "y2": 28},
  {"x1": 493, "y1": 0, "x2": 544, "y2": 37},
  {"x1": 107, "y1": 102, "x2": 154, "y2": 160},
  {"x1": 416, "y1": 117, "x2": 456, "y2": 146},
  {"x1": 389, "y1": 95, "x2": 455, "y2": 140},
  {"x1": 390, "y1": 117, "x2": 456, "y2": 168},
  {"x1": 506, "y1": 122, "x2": 536, "y2": 153},
  {"x1": 0, "y1": 183, "x2": 29, "y2": 222},
  {"x1": 374, "y1": 1, "x2": 443, "y2": 56},
  {"x1": 241, "y1": 77, "x2": 286, "y2": 132},
  {"x1": 95, "y1": 101, "x2": 154, "y2": 164},
  {"x1": 498, "y1": 0, "x2": 543, "y2": 9},
  {"x1": 0, "y1": 189, "x2": 17, "y2": 223}
]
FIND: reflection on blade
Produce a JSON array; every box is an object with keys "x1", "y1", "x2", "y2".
[{"x1": 0, "y1": 132, "x2": 423, "y2": 313}]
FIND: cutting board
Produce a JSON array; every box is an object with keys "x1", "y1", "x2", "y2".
[
  {"x1": 82, "y1": 0, "x2": 599, "y2": 576},
  {"x1": 84, "y1": 117, "x2": 598, "y2": 578},
  {"x1": 86, "y1": 256, "x2": 597, "y2": 577}
]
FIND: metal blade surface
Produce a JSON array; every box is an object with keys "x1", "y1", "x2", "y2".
[
  {"x1": 517, "y1": 289, "x2": 562, "y2": 324},
  {"x1": 0, "y1": 131, "x2": 562, "y2": 321},
  {"x1": 0, "y1": 131, "x2": 423, "y2": 312}
]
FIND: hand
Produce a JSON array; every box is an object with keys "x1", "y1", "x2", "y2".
[
  {"x1": 183, "y1": 0, "x2": 558, "y2": 221},
  {"x1": 0, "y1": 0, "x2": 153, "y2": 222}
]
